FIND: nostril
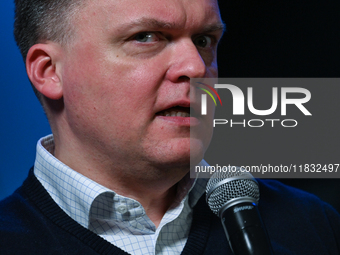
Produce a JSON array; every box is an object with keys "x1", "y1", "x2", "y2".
[{"x1": 178, "y1": 76, "x2": 190, "y2": 82}]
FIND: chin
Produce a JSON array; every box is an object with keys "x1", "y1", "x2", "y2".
[
  {"x1": 142, "y1": 137, "x2": 207, "y2": 171},
  {"x1": 159, "y1": 138, "x2": 206, "y2": 167}
]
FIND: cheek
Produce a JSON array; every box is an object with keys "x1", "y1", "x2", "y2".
[
  {"x1": 60, "y1": 42, "x2": 170, "y2": 126},
  {"x1": 61, "y1": 63, "x2": 159, "y2": 134}
]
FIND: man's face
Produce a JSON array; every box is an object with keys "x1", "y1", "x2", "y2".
[{"x1": 59, "y1": 0, "x2": 223, "y2": 172}]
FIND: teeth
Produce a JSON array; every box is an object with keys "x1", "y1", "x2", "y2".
[
  {"x1": 171, "y1": 111, "x2": 177, "y2": 117},
  {"x1": 160, "y1": 111, "x2": 190, "y2": 117}
]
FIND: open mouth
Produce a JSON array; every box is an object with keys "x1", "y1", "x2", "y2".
[{"x1": 156, "y1": 106, "x2": 190, "y2": 117}]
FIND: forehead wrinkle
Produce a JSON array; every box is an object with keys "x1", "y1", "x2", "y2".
[{"x1": 117, "y1": 17, "x2": 185, "y2": 32}]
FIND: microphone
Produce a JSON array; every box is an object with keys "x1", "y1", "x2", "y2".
[{"x1": 206, "y1": 168, "x2": 273, "y2": 255}]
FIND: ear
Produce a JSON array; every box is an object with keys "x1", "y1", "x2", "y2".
[{"x1": 26, "y1": 43, "x2": 63, "y2": 100}]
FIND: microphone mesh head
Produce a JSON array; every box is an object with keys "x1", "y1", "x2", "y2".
[{"x1": 206, "y1": 168, "x2": 260, "y2": 215}]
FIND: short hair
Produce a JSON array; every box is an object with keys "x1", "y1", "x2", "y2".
[{"x1": 14, "y1": 0, "x2": 85, "y2": 102}]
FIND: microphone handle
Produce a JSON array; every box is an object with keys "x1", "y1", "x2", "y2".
[{"x1": 221, "y1": 202, "x2": 273, "y2": 255}]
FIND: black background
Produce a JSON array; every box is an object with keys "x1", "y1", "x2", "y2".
[{"x1": 212, "y1": 0, "x2": 340, "y2": 212}]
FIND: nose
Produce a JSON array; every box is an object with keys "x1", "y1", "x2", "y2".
[{"x1": 166, "y1": 39, "x2": 207, "y2": 82}]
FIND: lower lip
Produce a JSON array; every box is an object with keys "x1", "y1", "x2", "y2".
[{"x1": 155, "y1": 116, "x2": 200, "y2": 126}]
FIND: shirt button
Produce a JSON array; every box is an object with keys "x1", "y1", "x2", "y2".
[{"x1": 117, "y1": 205, "x2": 128, "y2": 214}]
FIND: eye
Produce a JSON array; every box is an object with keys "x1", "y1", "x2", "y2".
[
  {"x1": 193, "y1": 35, "x2": 213, "y2": 48},
  {"x1": 133, "y1": 32, "x2": 159, "y2": 43}
]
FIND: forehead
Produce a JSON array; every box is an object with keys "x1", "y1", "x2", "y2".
[{"x1": 74, "y1": 0, "x2": 222, "y2": 34}]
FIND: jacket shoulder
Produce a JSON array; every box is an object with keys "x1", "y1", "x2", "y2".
[{"x1": 257, "y1": 179, "x2": 340, "y2": 254}]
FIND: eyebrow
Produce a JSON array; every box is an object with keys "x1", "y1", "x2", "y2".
[{"x1": 116, "y1": 17, "x2": 226, "y2": 35}]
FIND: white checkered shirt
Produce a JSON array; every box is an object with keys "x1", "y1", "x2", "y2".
[{"x1": 34, "y1": 135, "x2": 208, "y2": 255}]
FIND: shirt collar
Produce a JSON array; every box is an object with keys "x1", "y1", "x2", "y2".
[{"x1": 34, "y1": 135, "x2": 112, "y2": 229}]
